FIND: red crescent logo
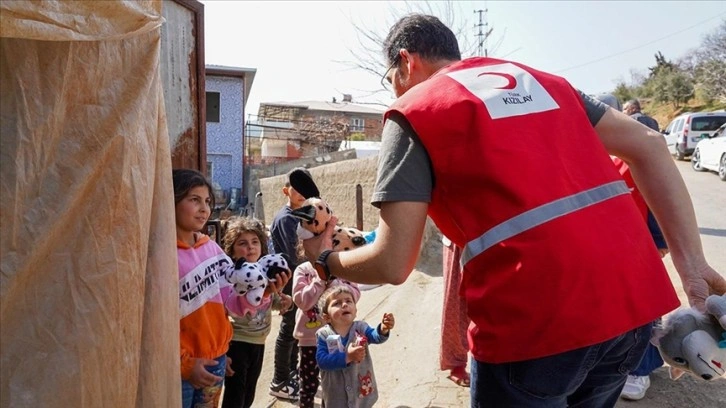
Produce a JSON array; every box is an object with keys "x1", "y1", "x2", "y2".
[{"x1": 477, "y1": 72, "x2": 517, "y2": 90}]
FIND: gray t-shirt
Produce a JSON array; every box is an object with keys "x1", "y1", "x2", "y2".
[{"x1": 371, "y1": 91, "x2": 609, "y2": 207}]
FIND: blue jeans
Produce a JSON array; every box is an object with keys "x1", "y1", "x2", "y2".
[
  {"x1": 631, "y1": 343, "x2": 664, "y2": 376},
  {"x1": 181, "y1": 355, "x2": 226, "y2": 408},
  {"x1": 471, "y1": 323, "x2": 651, "y2": 407}
]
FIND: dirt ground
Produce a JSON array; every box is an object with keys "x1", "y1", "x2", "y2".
[{"x1": 247, "y1": 263, "x2": 725, "y2": 408}]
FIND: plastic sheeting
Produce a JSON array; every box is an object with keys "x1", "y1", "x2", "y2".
[{"x1": 1, "y1": 1, "x2": 180, "y2": 406}]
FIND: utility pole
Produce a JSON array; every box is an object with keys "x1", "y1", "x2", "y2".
[{"x1": 474, "y1": 8, "x2": 489, "y2": 57}]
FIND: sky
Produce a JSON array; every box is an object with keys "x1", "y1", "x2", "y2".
[{"x1": 201, "y1": 1, "x2": 726, "y2": 117}]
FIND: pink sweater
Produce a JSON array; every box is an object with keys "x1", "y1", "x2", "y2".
[{"x1": 292, "y1": 262, "x2": 360, "y2": 347}]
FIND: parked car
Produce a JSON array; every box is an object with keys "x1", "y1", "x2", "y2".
[
  {"x1": 692, "y1": 122, "x2": 726, "y2": 181},
  {"x1": 663, "y1": 111, "x2": 726, "y2": 160}
]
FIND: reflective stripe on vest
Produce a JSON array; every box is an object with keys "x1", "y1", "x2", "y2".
[{"x1": 461, "y1": 180, "x2": 630, "y2": 267}]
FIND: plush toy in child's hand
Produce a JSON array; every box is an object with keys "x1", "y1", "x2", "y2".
[
  {"x1": 225, "y1": 254, "x2": 291, "y2": 306},
  {"x1": 257, "y1": 253, "x2": 290, "y2": 282},
  {"x1": 225, "y1": 258, "x2": 268, "y2": 306},
  {"x1": 652, "y1": 293, "x2": 726, "y2": 381}
]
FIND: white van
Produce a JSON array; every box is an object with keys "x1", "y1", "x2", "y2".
[{"x1": 663, "y1": 112, "x2": 726, "y2": 160}]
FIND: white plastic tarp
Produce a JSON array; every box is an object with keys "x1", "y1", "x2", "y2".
[{"x1": 1, "y1": 1, "x2": 179, "y2": 406}]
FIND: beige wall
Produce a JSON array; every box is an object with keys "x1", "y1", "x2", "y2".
[
  {"x1": 258, "y1": 156, "x2": 443, "y2": 275},
  {"x1": 259, "y1": 156, "x2": 380, "y2": 231}
]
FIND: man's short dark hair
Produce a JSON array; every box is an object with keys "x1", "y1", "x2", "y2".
[{"x1": 383, "y1": 14, "x2": 461, "y2": 65}]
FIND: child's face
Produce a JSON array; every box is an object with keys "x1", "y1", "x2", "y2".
[
  {"x1": 284, "y1": 185, "x2": 306, "y2": 210},
  {"x1": 325, "y1": 292, "x2": 357, "y2": 325},
  {"x1": 232, "y1": 231, "x2": 262, "y2": 262},
  {"x1": 175, "y1": 185, "x2": 211, "y2": 234}
]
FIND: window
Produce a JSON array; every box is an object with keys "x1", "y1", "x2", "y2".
[
  {"x1": 350, "y1": 117, "x2": 365, "y2": 132},
  {"x1": 691, "y1": 116, "x2": 726, "y2": 132},
  {"x1": 675, "y1": 119, "x2": 684, "y2": 132},
  {"x1": 664, "y1": 121, "x2": 673, "y2": 134},
  {"x1": 206, "y1": 92, "x2": 220, "y2": 123}
]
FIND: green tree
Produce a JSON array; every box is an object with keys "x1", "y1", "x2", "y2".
[
  {"x1": 613, "y1": 81, "x2": 634, "y2": 103},
  {"x1": 650, "y1": 68, "x2": 694, "y2": 108},
  {"x1": 648, "y1": 51, "x2": 676, "y2": 78}
]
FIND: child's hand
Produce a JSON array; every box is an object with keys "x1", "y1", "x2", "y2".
[
  {"x1": 278, "y1": 293, "x2": 293, "y2": 314},
  {"x1": 345, "y1": 340, "x2": 366, "y2": 365},
  {"x1": 264, "y1": 271, "x2": 291, "y2": 297},
  {"x1": 225, "y1": 356, "x2": 235, "y2": 377},
  {"x1": 189, "y1": 358, "x2": 223, "y2": 389},
  {"x1": 381, "y1": 313, "x2": 395, "y2": 334}
]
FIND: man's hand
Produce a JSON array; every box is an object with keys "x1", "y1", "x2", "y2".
[
  {"x1": 683, "y1": 264, "x2": 726, "y2": 312},
  {"x1": 303, "y1": 215, "x2": 337, "y2": 262},
  {"x1": 188, "y1": 358, "x2": 223, "y2": 389}
]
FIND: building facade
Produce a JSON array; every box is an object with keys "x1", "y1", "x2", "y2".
[
  {"x1": 205, "y1": 65, "x2": 256, "y2": 208},
  {"x1": 252, "y1": 95, "x2": 384, "y2": 163}
]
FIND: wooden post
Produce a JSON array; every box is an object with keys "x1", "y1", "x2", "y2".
[{"x1": 355, "y1": 184, "x2": 363, "y2": 230}]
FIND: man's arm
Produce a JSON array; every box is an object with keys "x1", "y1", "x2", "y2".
[
  {"x1": 303, "y1": 112, "x2": 432, "y2": 285},
  {"x1": 306, "y1": 200, "x2": 428, "y2": 285},
  {"x1": 594, "y1": 108, "x2": 726, "y2": 309}
]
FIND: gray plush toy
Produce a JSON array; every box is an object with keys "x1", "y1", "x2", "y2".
[{"x1": 652, "y1": 294, "x2": 726, "y2": 380}]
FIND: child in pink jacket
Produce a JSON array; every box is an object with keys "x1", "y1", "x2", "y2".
[{"x1": 292, "y1": 252, "x2": 361, "y2": 407}]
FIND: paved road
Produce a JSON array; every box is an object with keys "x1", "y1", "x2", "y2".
[
  {"x1": 612, "y1": 159, "x2": 726, "y2": 408},
  {"x1": 251, "y1": 159, "x2": 725, "y2": 408}
]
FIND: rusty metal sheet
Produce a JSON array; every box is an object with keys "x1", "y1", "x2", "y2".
[{"x1": 161, "y1": 0, "x2": 206, "y2": 171}]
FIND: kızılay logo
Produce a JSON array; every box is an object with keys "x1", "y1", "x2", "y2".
[
  {"x1": 477, "y1": 72, "x2": 517, "y2": 89},
  {"x1": 446, "y1": 63, "x2": 560, "y2": 119}
]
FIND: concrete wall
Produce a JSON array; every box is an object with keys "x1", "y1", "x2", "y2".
[
  {"x1": 258, "y1": 155, "x2": 443, "y2": 275},
  {"x1": 245, "y1": 149, "x2": 357, "y2": 201}
]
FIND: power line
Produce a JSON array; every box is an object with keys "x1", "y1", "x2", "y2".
[{"x1": 554, "y1": 13, "x2": 726, "y2": 74}]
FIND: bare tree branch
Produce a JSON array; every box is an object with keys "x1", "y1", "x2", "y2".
[{"x1": 340, "y1": 1, "x2": 507, "y2": 107}]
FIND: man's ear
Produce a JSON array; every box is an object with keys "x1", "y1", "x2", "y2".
[
  {"x1": 399, "y1": 49, "x2": 412, "y2": 79},
  {"x1": 282, "y1": 186, "x2": 290, "y2": 197}
]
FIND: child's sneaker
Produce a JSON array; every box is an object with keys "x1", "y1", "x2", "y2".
[
  {"x1": 289, "y1": 369, "x2": 300, "y2": 387},
  {"x1": 620, "y1": 375, "x2": 650, "y2": 400},
  {"x1": 269, "y1": 379, "x2": 299, "y2": 400}
]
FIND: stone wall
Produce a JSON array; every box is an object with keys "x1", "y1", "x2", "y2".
[{"x1": 258, "y1": 156, "x2": 443, "y2": 276}]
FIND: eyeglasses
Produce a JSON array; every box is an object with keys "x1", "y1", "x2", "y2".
[{"x1": 380, "y1": 55, "x2": 400, "y2": 93}]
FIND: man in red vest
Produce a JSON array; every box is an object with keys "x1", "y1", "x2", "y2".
[{"x1": 304, "y1": 14, "x2": 725, "y2": 407}]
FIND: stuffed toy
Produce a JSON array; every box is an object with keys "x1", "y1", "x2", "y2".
[
  {"x1": 288, "y1": 168, "x2": 333, "y2": 240},
  {"x1": 225, "y1": 253, "x2": 290, "y2": 307},
  {"x1": 332, "y1": 226, "x2": 367, "y2": 251},
  {"x1": 652, "y1": 293, "x2": 726, "y2": 381}
]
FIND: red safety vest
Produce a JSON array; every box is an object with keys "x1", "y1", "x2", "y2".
[
  {"x1": 613, "y1": 157, "x2": 648, "y2": 221},
  {"x1": 386, "y1": 57, "x2": 679, "y2": 363}
]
